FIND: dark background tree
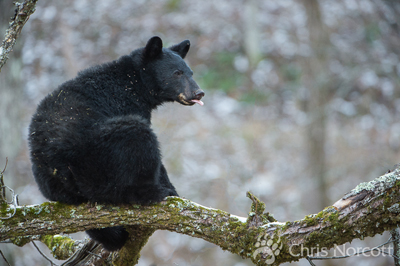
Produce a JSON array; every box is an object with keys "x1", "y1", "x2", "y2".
[{"x1": 1, "y1": 0, "x2": 400, "y2": 265}]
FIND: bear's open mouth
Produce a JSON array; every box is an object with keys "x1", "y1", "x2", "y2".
[{"x1": 177, "y1": 93, "x2": 204, "y2": 106}]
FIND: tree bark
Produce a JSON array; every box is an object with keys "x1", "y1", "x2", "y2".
[
  {"x1": 1, "y1": 166, "x2": 400, "y2": 265},
  {"x1": 0, "y1": 0, "x2": 38, "y2": 72}
]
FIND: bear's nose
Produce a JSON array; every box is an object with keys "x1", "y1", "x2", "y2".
[{"x1": 194, "y1": 89, "x2": 205, "y2": 99}]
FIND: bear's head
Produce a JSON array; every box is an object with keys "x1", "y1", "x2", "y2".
[{"x1": 140, "y1": 36, "x2": 205, "y2": 106}]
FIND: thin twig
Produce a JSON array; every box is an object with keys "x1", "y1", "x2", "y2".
[
  {"x1": 0, "y1": 158, "x2": 8, "y2": 201},
  {"x1": 306, "y1": 256, "x2": 317, "y2": 266},
  {"x1": 391, "y1": 228, "x2": 400, "y2": 266},
  {"x1": 0, "y1": 250, "x2": 11, "y2": 266},
  {"x1": 0, "y1": 186, "x2": 18, "y2": 219},
  {"x1": 86, "y1": 251, "x2": 103, "y2": 259},
  {"x1": 382, "y1": 250, "x2": 400, "y2": 260},
  {"x1": 0, "y1": 159, "x2": 19, "y2": 220},
  {"x1": 60, "y1": 240, "x2": 104, "y2": 266},
  {"x1": 32, "y1": 241, "x2": 59, "y2": 266}
]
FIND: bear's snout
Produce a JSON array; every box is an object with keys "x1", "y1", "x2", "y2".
[{"x1": 193, "y1": 89, "x2": 205, "y2": 100}]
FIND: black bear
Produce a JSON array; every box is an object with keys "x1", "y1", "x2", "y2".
[{"x1": 28, "y1": 36, "x2": 204, "y2": 251}]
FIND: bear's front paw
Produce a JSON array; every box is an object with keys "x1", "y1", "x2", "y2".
[
  {"x1": 164, "y1": 187, "x2": 179, "y2": 197},
  {"x1": 151, "y1": 188, "x2": 178, "y2": 203},
  {"x1": 131, "y1": 186, "x2": 178, "y2": 205},
  {"x1": 160, "y1": 188, "x2": 179, "y2": 201}
]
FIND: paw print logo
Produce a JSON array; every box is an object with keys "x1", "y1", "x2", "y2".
[{"x1": 253, "y1": 234, "x2": 282, "y2": 264}]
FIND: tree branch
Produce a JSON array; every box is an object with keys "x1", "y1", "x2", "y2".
[
  {"x1": 0, "y1": 0, "x2": 38, "y2": 72},
  {"x1": 112, "y1": 226, "x2": 155, "y2": 266},
  {"x1": 39, "y1": 235, "x2": 90, "y2": 261},
  {"x1": 1, "y1": 166, "x2": 400, "y2": 265}
]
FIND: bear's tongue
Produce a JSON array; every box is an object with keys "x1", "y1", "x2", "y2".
[{"x1": 191, "y1": 99, "x2": 204, "y2": 106}]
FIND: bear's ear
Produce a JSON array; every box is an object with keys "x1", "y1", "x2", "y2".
[
  {"x1": 143, "y1": 36, "x2": 163, "y2": 60},
  {"x1": 169, "y1": 40, "x2": 190, "y2": 59}
]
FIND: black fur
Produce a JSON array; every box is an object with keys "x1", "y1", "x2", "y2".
[{"x1": 28, "y1": 36, "x2": 204, "y2": 251}]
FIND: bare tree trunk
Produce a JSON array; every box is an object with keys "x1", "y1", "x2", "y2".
[
  {"x1": 302, "y1": 0, "x2": 331, "y2": 210},
  {"x1": 301, "y1": 2, "x2": 334, "y2": 266},
  {"x1": 243, "y1": 0, "x2": 261, "y2": 92},
  {"x1": 244, "y1": 0, "x2": 261, "y2": 69}
]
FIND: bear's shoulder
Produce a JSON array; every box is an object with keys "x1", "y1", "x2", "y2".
[{"x1": 75, "y1": 54, "x2": 138, "y2": 82}]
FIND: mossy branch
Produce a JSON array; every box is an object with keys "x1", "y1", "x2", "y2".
[
  {"x1": 0, "y1": 0, "x2": 38, "y2": 72},
  {"x1": 1, "y1": 166, "x2": 400, "y2": 265}
]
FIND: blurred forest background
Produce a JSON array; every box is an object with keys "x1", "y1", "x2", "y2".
[{"x1": 1, "y1": 0, "x2": 400, "y2": 265}]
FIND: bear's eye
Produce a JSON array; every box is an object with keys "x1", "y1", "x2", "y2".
[{"x1": 173, "y1": 70, "x2": 183, "y2": 76}]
